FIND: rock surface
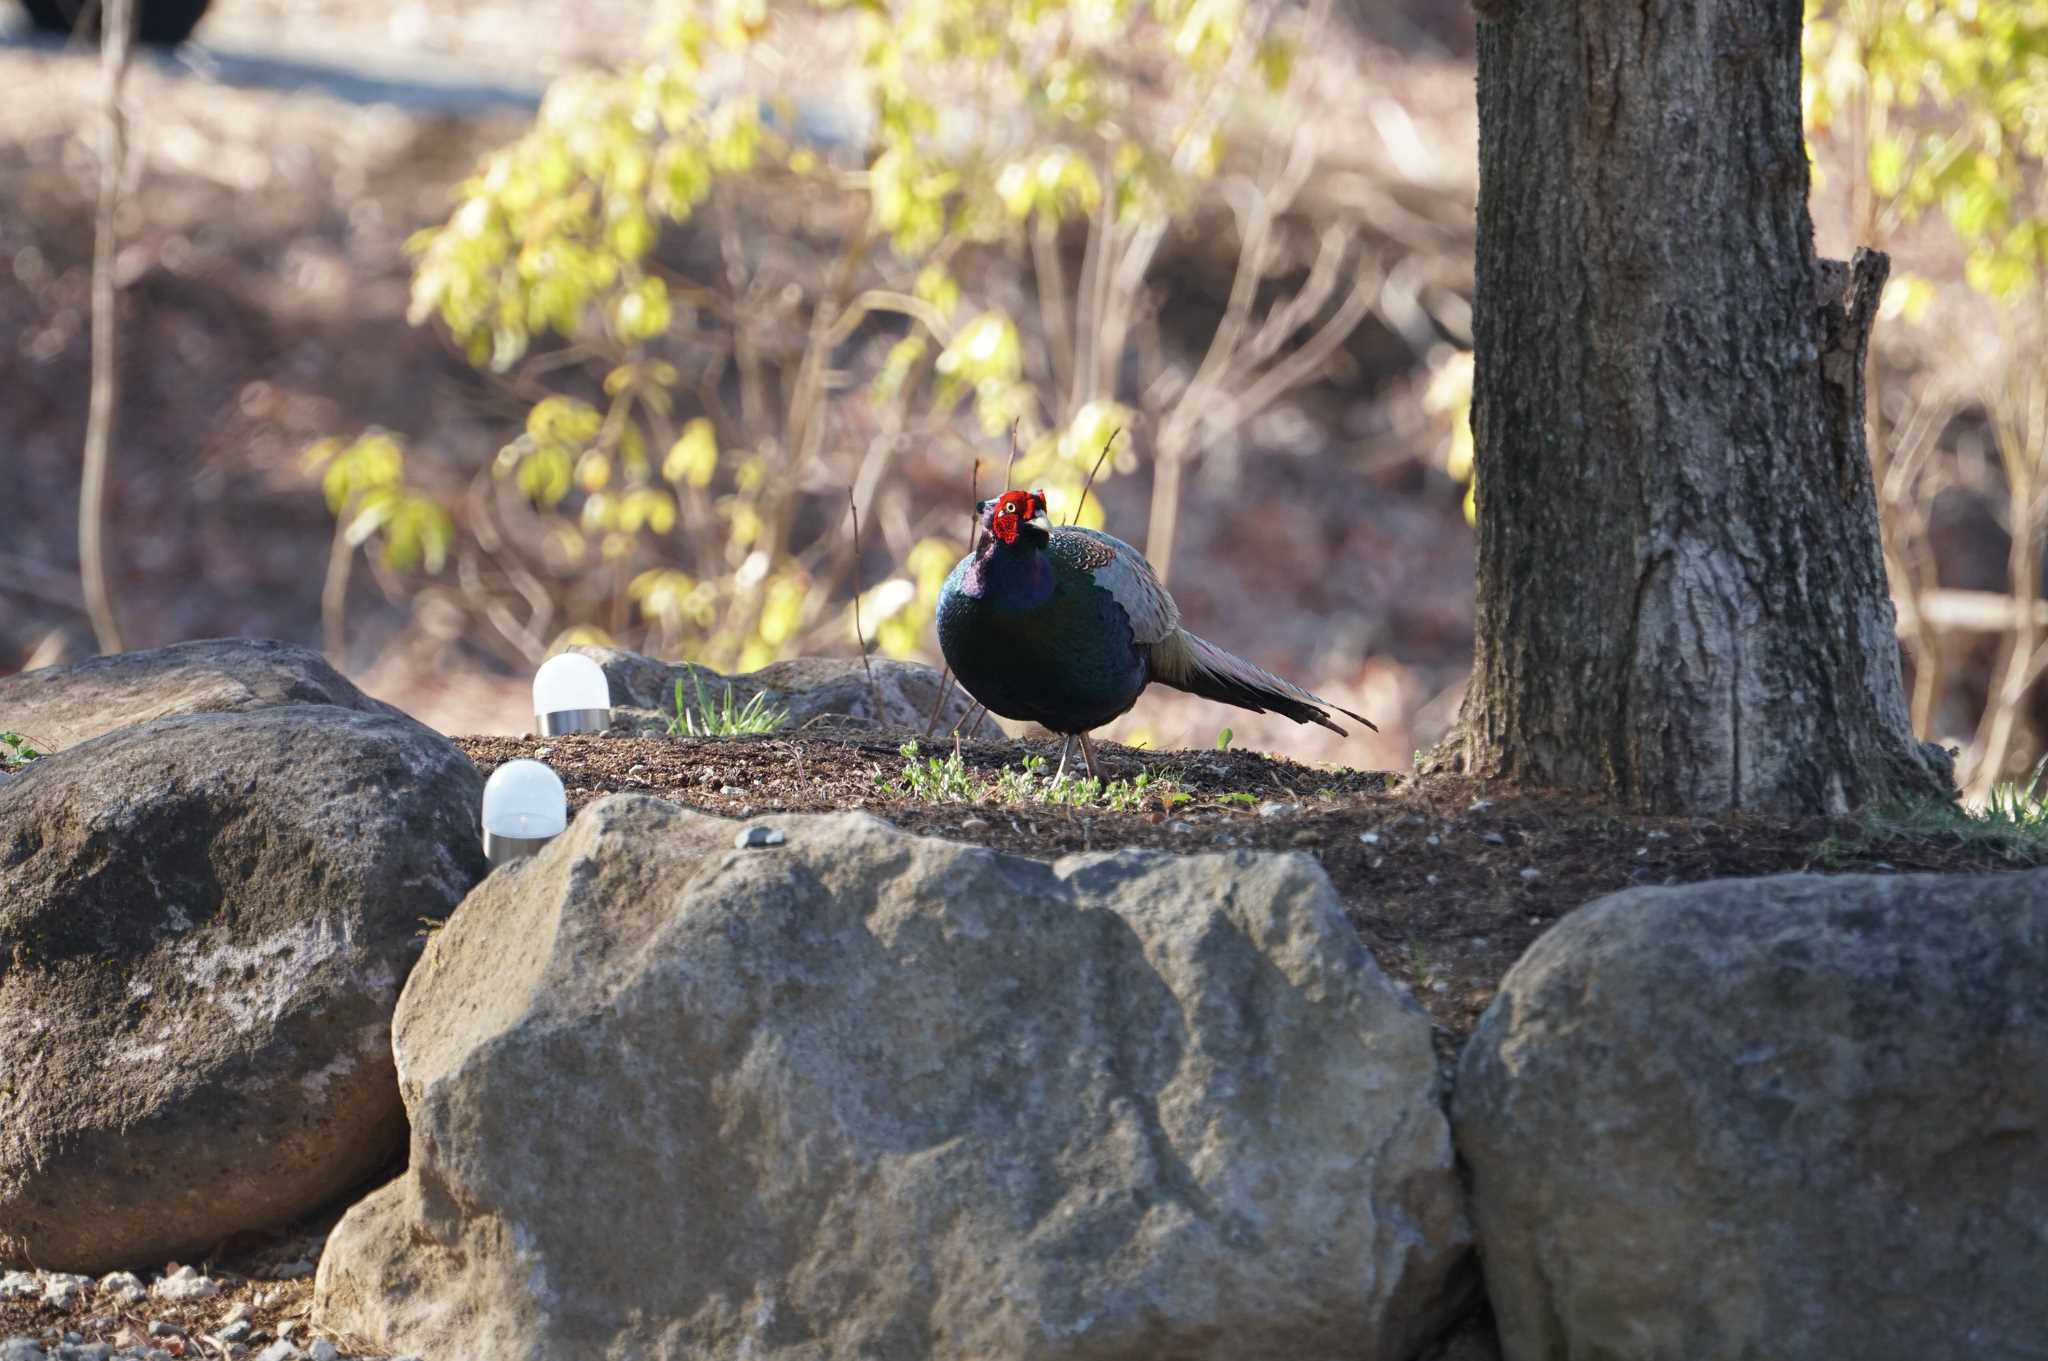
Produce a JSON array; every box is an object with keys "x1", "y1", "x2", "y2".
[
  {"x1": 1456, "y1": 870, "x2": 2048, "y2": 1361},
  {"x1": 0, "y1": 639, "x2": 406, "y2": 752},
  {"x1": 0, "y1": 706, "x2": 486, "y2": 1272},
  {"x1": 581, "y1": 647, "x2": 992, "y2": 736},
  {"x1": 316, "y1": 795, "x2": 1470, "y2": 1361}
]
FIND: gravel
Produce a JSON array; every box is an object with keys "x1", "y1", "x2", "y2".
[{"x1": 0, "y1": 1267, "x2": 400, "y2": 1361}]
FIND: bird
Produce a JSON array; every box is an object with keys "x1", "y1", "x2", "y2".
[{"x1": 936, "y1": 488, "x2": 1375, "y2": 782}]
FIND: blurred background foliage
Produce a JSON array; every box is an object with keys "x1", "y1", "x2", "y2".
[
  {"x1": 340, "y1": 0, "x2": 1378, "y2": 676},
  {"x1": 5, "y1": 0, "x2": 2046, "y2": 790}
]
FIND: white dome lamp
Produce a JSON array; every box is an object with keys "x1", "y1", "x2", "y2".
[
  {"x1": 481, "y1": 759, "x2": 568, "y2": 867},
  {"x1": 533, "y1": 651, "x2": 612, "y2": 736}
]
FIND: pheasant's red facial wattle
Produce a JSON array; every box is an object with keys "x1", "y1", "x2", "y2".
[{"x1": 985, "y1": 489, "x2": 1046, "y2": 546}]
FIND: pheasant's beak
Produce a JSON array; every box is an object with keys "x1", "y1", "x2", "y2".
[{"x1": 1027, "y1": 508, "x2": 1050, "y2": 531}]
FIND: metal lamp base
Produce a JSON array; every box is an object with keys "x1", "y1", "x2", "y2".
[
  {"x1": 484, "y1": 829, "x2": 557, "y2": 867},
  {"x1": 538, "y1": 707, "x2": 611, "y2": 736}
]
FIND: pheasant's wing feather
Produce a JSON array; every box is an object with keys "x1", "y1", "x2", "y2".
[{"x1": 1050, "y1": 527, "x2": 1179, "y2": 644}]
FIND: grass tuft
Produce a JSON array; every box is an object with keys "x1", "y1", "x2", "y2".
[
  {"x1": 1841, "y1": 762, "x2": 2048, "y2": 865},
  {"x1": 668, "y1": 671, "x2": 789, "y2": 737}
]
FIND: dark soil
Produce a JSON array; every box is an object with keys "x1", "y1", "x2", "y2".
[{"x1": 458, "y1": 730, "x2": 2048, "y2": 1043}]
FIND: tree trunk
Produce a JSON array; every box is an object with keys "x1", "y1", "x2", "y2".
[{"x1": 1435, "y1": 0, "x2": 1952, "y2": 813}]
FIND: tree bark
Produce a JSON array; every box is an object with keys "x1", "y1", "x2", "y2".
[{"x1": 1437, "y1": 0, "x2": 1951, "y2": 813}]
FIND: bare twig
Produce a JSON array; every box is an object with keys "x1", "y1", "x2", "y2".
[
  {"x1": 1069, "y1": 429, "x2": 1120, "y2": 525},
  {"x1": 320, "y1": 519, "x2": 354, "y2": 664},
  {"x1": 847, "y1": 488, "x2": 882, "y2": 720},
  {"x1": 1003, "y1": 421, "x2": 1019, "y2": 490},
  {"x1": 924, "y1": 458, "x2": 981, "y2": 737},
  {"x1": 80, "y1": 0, "x2": 134, "y2": 654}
]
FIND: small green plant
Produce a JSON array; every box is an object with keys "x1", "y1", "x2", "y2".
[
  {"x1": 1217, "y1": 791, "x2": 1259, "y2": 808},
  {"x1": 1977, "y1": 761, "x2": 2048, "y2": 832},
  {"x1": 888, "y1": 742, "x2": 1183, "y2": 810},
  {"x1": 1215, "y1": 727, "x2": 1234, "y2": 752},
  {"x1": 0, "y1": 733, "x2": 43, "y2": 769},
  {"x1": 892, "y1": 741, "x2": 979, "y2": 802},
  {"x1": 669, "y1": 671, "x2": 789, "y2": 737}
]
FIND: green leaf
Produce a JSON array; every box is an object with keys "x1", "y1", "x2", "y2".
[
  {"x1": 664, "y1": 418, "x2": 719, "y2": 488},
  {"x1": 1867, "y1": 130, "x2": 1909, "y2": 197}
]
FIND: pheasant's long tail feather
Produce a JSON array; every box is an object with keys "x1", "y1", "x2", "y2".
[{"x1": 1150, "y1": 630, "x2": 1378, "y2": 736}]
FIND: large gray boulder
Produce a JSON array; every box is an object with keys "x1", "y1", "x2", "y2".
[
  {"x1": 580, "y1": 647, "x2": 992, "y2": 736},
  {"x1": 315, "y1": 796, "x2": 1471, "y2": 1361},
  {"x1": 1456, "y1": 871, "x2": 2048, "y2": 1361},
  {"x1": 0, "y1": 638, "x2": 405, "y2": 752},
  {"x1": 0, "y1": 705, "x2": 485, "y2": 1272}
]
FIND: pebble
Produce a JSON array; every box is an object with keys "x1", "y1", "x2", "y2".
[
  {"x1": 958, "y1": 816, "x2": 988, "y2": 830},
  {"x1": 254, "y1": 1342, "x2": 303, "y2": 1361},
  {"x1": 271, "y1": 1260, "x2": 315, "y2": 1281},
  {"x1": 146, "y1": 1323, "x2": 182, "y2": 1339},
  {"x1": 718, "y1": 784, "x2": 746, "y2": 797},
  {"x1": 0, "y1": 1274, "x2": 38, "y2": 1301},
  {"x1": 151, "y1": 1266, "x2": 220, "y2": 1302},
  {"x1": 97, "y1": 1273, "x2": 145, "y2": 1305},
  {"x1": 1425, "y1": 873, "x2": 1440, "y2": 885},
  {"x1": 1289, "y1": 829, "x2": 1320, "y2": 846},
  {"x1": 308, "y1": 1342, "x2": 340, "y2": 1361},
  {"x1": 0, "y1": 1339, "x2": 45, "y2": 1361},
  {"x1": 1255, "y1": 800, "x2": 1297, "y2": 818},
  {"x1": 39, "y1": 1276, "x2": 89, "y2": 1309},
  {"x1": 733, "y1": 825, "x2": 785, "y2": 849},
  {"x1": 1482, "y1": 831, "x2": 1505, "y2": 845},
  {"x1": 1167, "y1": 820, "x2": 1193, "y2": 834},
  {"x1": 1519, "y1": 867, "x2": 1540, "y2": 881},
  {"x1": 1468, "y1": 798, "x2": 1493, "y2": 812},
  {"x1": 1358, "y1": 830, "x2": 1380, "y2": 845},
  {"x1": 219, "y1": 1321, "x2": 254, "y2": 1344},
  {"x1": 532, "y1": 745, "x2": 553, "y2": 758},
  {"x1": 1424, "y1": 834, "x2": 1441, "y2": 847},
  {"x1": 68, "y1": 1345, "x2": 112, "y2": 1361}
]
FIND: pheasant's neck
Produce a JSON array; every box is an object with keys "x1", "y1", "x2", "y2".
[{"x1": 965, "y1": 540, "x2": 1055, "y2": 610}]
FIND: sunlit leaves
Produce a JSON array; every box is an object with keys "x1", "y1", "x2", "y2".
[
  {"x1": 1805, "y1": 0, "x2": 2048, "y2": 301},
  {"x1": 1423, "y1": 349, "x2": 1476, "y2": 526},
  {"x1": 664, "y1": 418, "x2": 720, "y2": 487},
  {"x1": 372, "y1": 0, "x2": 1320, "y2": 674},
  {"x1": 935, "y1": 312, "x2": 1028, "y2": 434},
  {"x1": 1880, "y1": 272, "x2": 1939, "y2": 325},
  {"x1": 303, "y1": 432, "x2": 453, "y2": 573},
  {"x1": 997, "y1": 146, "x2": 1103, "y2": 221}
]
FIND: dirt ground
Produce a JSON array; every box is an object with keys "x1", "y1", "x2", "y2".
[{"x1": 459, "y1": 731, "x2": 2048, "y2": 1043}]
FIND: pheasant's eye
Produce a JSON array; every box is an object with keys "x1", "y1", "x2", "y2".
[{"x1": 1003, "y1": 500, "x2": 1018, "y2": 515}]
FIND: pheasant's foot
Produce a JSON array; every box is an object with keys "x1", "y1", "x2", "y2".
[
  {"x1": 1078, "y1": 731, "x2": 1103, "y2": 782},
  {"x1": 1052, "y1": 735, "x2": 1074, "y2": 784}
]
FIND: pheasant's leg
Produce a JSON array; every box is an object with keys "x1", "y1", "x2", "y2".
[
  {"x1": 1078, "y1": 730, "x2": 1103, "y2": 782},
  {"x1": 952, "y1": 701, "x2": 985, "y2": 737},
  {"x1": 1053, "y1": 735, "x2": 1074, "y2": 784}
]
